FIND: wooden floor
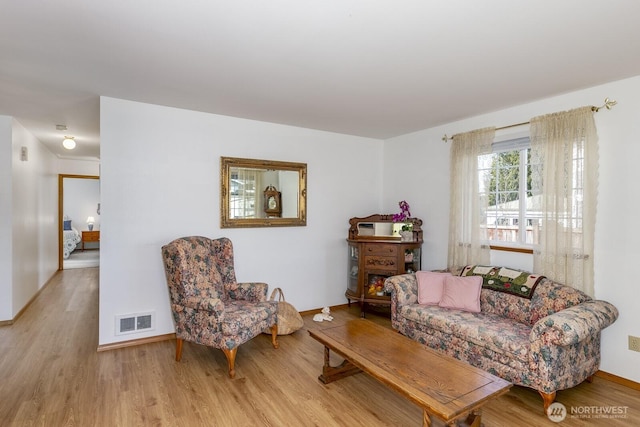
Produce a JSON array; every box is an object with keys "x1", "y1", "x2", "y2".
[{"x1": 1, "y1": 268, "x2": 639, "y2": 426}]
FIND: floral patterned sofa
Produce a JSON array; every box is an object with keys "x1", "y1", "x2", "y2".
[{"x1": 384, "y1": 265, "x2": 618, "y2": 411}]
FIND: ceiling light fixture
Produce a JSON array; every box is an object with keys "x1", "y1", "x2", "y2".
[{"x1": 62, "y1": 136, "x2": 76, "y2": 150}]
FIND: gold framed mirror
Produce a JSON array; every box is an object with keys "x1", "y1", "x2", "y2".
[{"x1": 220, "y1": 156, "x2": 307, "y2": 228}]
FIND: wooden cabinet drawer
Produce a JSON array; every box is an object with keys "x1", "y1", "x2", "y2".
[
  {"x1": 82, "y1": 231, "x2": 100, "y2": 242},
  {"x1": 364, "y1": 256, "x2": 397, "y2": 271},
  {"x1": 364, "y1": 244, "x2": 397, "y2": 256}
]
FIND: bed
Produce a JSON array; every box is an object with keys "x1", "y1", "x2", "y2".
[{"x1": 63, "y1": 217, "x2": 82, "y2": 259}]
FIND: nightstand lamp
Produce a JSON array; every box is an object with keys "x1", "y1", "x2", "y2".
[{"x1": 87, "y1": 216, "x2": 95, "y2": 231}]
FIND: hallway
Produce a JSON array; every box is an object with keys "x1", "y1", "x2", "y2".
[{"x1": 64, "y1": 249, "x2": 100, "y2": 269}]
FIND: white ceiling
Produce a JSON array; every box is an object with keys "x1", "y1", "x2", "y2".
[{"x1": 2, "y1": 1, "x2": 640, "y2": 160}]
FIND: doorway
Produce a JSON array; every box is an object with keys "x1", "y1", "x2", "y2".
[{"x1": 58, "y1": 175, "x2": 100, "y2": 270}]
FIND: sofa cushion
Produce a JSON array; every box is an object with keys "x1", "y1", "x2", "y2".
[
  {"x1": 480, "y1": 288, "x2": 532, "y2": 325},
  {"x1": 401, "y1": 321, "x2": 532, "y2": 382},
  {"x1": 399, "y1": 304, "x2": 531, "y2": 364},
  {"x1": 222, "y1": 300, "x2": 277, "y2": 336},
  {"x1": 438, "y1": 275, "x2": 482, "y2": 313},
  {"x1": 416, "y1": 271, "x2": 451, "y2": 305},
  {"x1": 461, "y1": 265, "x2": 545, "y2": 299}
]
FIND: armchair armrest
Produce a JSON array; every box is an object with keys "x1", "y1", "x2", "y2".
[
  {"x1": 225, "y1": 282, "x2": 269, "y2": 302},
  {"x1": 173, "y1": 297, "x2": 225, "y2": 333},
  {"x1": 182, "y1": 296, "x2": 225, "y2": 313},
  {"x1": 531, "y1": 300, "x2": 619, "y2": 346},
  {"x1": 384, "y1": 273, "x2": 418, "y2": 306}
]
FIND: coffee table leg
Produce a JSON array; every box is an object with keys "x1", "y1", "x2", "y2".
[
  {"x1": 463, "y1": 410, "x2": 482, "y2": 427},
  {"x1": 422, "y1": 410, "x2": 432, "y2": 427},
  {"x1": 424, "y1": 409, "x2": 482, "y2": 427},
  {"x1": 440, "y1": 410, "x2": 480, "y2": 427},
  {"x1": 318, "y1": 346, "x2": 362, "y2": 384}
]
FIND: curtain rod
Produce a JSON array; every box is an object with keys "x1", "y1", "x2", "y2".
[{"x1": 441, "y1": 98, "x2": 617, "y2": 142}]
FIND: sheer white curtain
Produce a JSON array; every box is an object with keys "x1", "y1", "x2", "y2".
[
  {"x1": 448, "y1": 127, "x2": 495, "y2": 270},
  {"x1": 530, "y1": 106, "x2": 598, "y2": 296}
]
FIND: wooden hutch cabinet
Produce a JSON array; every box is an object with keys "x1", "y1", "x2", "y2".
[{"x1": 346, "y1": 214, "x2": 423, "y2": 316}]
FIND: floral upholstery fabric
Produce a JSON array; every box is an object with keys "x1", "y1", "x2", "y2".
[
  {"x1": 399, "y1": 305, "x2": 531, "y2": 364},
  {"x1": 222, "y1": 300, "x2": 276, "y2": 337},
  {"x1": 210, "y1": 237, "x2": 238, "y2": 290},
  {"x1": 384, "y1": 271, "x2": 618, "y2": 397},
  {"x1": 529, "y1": 280, "x2": 591, "y2": 325},
  {"x1": 480, "y1": 288, "x2": 532, "y2": 325},
  {"x1": 162, "y1": 236, "x2": 277, "y2": 351},
  {"x1": 163, "y1": 236, "x2": 226, "y2": 301},
  {"x1": 225, "y1": 281, "x2": 269, "y2": 302}
]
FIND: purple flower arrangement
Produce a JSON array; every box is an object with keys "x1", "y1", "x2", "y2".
[{"x1": 392, "y1": 200, "x2": 411, "y2": 223}]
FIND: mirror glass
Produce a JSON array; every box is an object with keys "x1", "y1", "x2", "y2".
[
  {"x1": 357, "y1": 222, "x2": 406, "y2": 237},
  {"x1": 220, "y1": 157, "x2": 307, "y2": 228},
  {"x1": 348, "y1": 214, "x2": 423, "y2": 242}
]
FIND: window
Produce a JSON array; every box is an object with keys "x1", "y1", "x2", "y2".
[
  {"x1": 229, "y1": 168, "x2": 257, "y2": 218},
  {"x1": 478, "y1": 137, "x2": 540, "y2": 247},
  {"x1": 449, "y1": 108, "x2": 596, "y2": 293}
]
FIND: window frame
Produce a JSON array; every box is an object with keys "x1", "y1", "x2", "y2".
[{"x1": 481, "y1": 136, "x2": 536, "y2": 251}]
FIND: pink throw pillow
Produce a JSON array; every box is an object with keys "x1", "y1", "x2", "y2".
[
  {"x1": 438, "y1": 275, "x2": 482, "y2": 313},
  {"x1": 416, "y1": 271, "x2": 452, "y2": 305}
]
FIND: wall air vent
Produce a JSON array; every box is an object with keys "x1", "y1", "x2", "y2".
[
  {"x1": 119, "y1": 317, "x2": 135, "y2": 333},
  {"x1": 115, "y1": 311, "x2": 155, "y2": 335}
]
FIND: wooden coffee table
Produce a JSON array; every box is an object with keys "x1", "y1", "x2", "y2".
[{"x1": 309, "y1": 319, "x2": 511, "y2": 427}]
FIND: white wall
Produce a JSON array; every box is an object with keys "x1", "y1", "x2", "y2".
[
  {"x1": 63, "y1": 177, "x2": 101, "y2": 234},
  {"x1": 0, "y1": 116, "x2": 12, "y2": 320},
  {"x1": 383, "y1": 75, "x2": 640, "y2": 383},
  {"x1": 0, "y1": 120, "x2": 100, "y2": 322},
  {"x1": 99, "y1": 97, "x2": 383, "y2": 345},
  {"x1": 58, "y1": 158, "x2": 100, "y2": 176},
  {"x1": 8, "y1": 119, "x2": 58, "y2": 319}
]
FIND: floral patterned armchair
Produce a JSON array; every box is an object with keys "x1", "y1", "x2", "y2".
[{"x1": 161, "y1": 236, "x2": 278, "y2": 378}]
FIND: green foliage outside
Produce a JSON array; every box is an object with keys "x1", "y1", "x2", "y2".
[{"x1": 487, "y1": 150, "x2": 532, "y2": 207}]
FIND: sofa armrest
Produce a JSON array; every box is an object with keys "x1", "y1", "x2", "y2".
[
  {"x1": 225, "y1": 282, "x2": 269, "y2": 302},
  {"x1": 531, "y1": 300, "x2": 619, "y2": 346},
  {"x1": 384, "y1": 273, "x2": 418, "y2": 306}
]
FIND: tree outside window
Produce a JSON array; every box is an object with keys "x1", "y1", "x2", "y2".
[{"x1": 480, "y1": 143, "x2": 539, "y2": 246}]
